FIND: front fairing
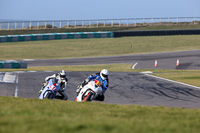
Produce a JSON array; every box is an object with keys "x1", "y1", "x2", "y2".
[
  {"x1": 76, "y1": 80, "x2": 103, "y2": 102},
  {"x1": 39, "y1": 79, "x2": 60, "y2": 99}
]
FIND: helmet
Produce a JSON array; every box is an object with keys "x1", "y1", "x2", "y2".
[
  {"x1": 59, "y1": 70, "x2": 66, "y2": 79},
  {"x1": 100, "y1": 69, "x2": 109, "y2": 80}
]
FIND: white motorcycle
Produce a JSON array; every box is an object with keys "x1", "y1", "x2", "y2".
[
  {"x1": 75, "y1": 79, "x2": 103, "y2": 102},
  {"x1": 39, "y1": 78, "x2": 60, "y2": 99}
]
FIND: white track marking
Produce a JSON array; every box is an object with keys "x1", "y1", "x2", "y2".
[
  {"x1": 145, "y1": 74, "x2": 200, "y2": 90},
  {"x1": 140, "y1": 71, "x2": 153, "y2": 74},
  {"x1": 23, "y1": 59, "x2": 35, "y2": 61},
  {"x1": 43, "y1": 71, "x2": 54, "y2": 72},
  {"x1": 2, "y1": 72, "x2": 16, "y2": 83},
  {"x1": 132, "y1": 62, "x2": 138, "y2": 69},
  {"x1": 14, "y1": 73, "x2": 19, "y2": 97},
  {"x1": 27, "y1": 71, "x2": 37, "y2": 73}
]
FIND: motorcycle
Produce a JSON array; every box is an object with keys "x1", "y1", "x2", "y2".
[
  {"x1": 75, "y1": 79, "x2": 103, "y2": 102},
  {"x1": 39, "y1": 78, "x2": 60, "y2": 99}
]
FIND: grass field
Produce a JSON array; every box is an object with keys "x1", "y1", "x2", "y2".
[
  {"x1": 0, "y1": 97, "x2": 200, "y2": 133},
  {"x1": 1, "y1": 35, "x2": 200, "y2": 60},
  {"x1": 1, "y1": 35, "x2": 200, "y2": 133}
]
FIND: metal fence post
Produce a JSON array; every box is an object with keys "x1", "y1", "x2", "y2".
[
  {"x1": 104, "y1": 20, "x2": 106, "y2": 27},
  {"x1": 82, "y1": 20, "x2": 84, "y2": 27},
  {"x1": 194, "y1": 17, "x2": 196, "y2": 24},
  {"x1": 185, "y1": 17, "x2": 187, "y2": 25},
  {"x1": 7, "y1": 22, "x2": 10, "y2": 30},
  {"x1": 67, "y1": 20, "x2": 69, "y2": 28},
  {"x1": 134, "y1": 18, "x2": 136, "y2": 26},
  {"x1": 168, "y1": 17, "x2": 170, "y2": 25},
  {"x1": 89, "y1": 20, "x2": 91, "y2": 27},
  {"x1": 22, "y1": 22, "x2": 24, "y2": 29},
  {"x1": 29, "y1": 21, "x2": 32, "y2": 29},
  {"x1": 37, "y1": 21, "x2": 39, "y2": 29},
  {"x1": 74, "y1": 20, "x2": 76, "y2": 27},
  {"x1": 160, "y1": 18, "x2": 162, "y2": 25},
  {"x1": 45, "y1": 21, "x2": 47, "y2": 29},
  {"x1": 177, "y1": 17, "x2": 179, "y2": 24},
  {"x1": 119, "y1": 19, "x2": 121, "y2": 26},
  {"x1": 15, "y1": 22, "x2": 17, "y2": 29},
  {"x1": 111, "y1": 19, "x2": 113, "y2": 27},
  {"x1": 60, "y1": 21, "x2": 62, "y2": 28},
  {"x1": 143, "y1": 18, "x2": 145, "y2": 25},
  {"x1": 52, "y1": 21, "x2": 54, "y2": 29},
  {"x1": 127, "y1": 18, "x2": 129, "y2": 26},
  {"x1": 97, "y1": 20, "x2": 99, "y2": 27},
  {"x1": 0, "y1": 23, "x2": 2, "y2": 30}
]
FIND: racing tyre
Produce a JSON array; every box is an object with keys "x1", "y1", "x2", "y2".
[
  {"x1": 82, "y1": 91, "x2": 94, "y2": 102},
  {"x1": 43, "y1": 90, "x2": 53, "y2": 99}
]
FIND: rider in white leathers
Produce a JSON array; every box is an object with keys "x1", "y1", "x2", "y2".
[
  {"x1": 40, "y1": 70, "x2": 68, "y2": 100},
  {"x1": 76, "y1": 69, "x2": 109, "y2": 101}
]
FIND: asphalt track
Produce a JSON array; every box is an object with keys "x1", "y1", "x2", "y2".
[
  {"x1": 20, "y1": 50, "x2": 200, "y2": 69},
  {"x1": 1, "y1": 50, "x2": 200, "y2": 109}
]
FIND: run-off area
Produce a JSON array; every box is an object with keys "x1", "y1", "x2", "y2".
[{"x1": 0, "y1": 71, "x2": 200, "y2": 109}]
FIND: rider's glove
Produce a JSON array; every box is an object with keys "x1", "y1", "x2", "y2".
[
  {"x1": 42, "y1": 82, "x2": 47, "y2": 86},
  {"x1": 77, "y1": 85, "x2": 82, "y2": 89}
]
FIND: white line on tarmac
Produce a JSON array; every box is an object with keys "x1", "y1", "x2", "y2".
[
  {"x1": 2, "y1": 72, "x2": 16, "y2": 83},
  {"x1": 132, "y1": 62, "x2": 138, "y2": 69},
  {"x1": 144, "y1": 73, "x2": 200, "y2": 90},
  {"x1": 14, "y1": 73, "x2": 19, "y2": 97},
  {"x1": 23, "y1": 59, "x2": 35, "y2": 61}
]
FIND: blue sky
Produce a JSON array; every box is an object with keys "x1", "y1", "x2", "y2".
[{"x1": 0, "y1": 0, "x2": 200, "y2": 20}]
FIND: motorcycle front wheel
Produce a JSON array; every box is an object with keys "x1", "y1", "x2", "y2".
[{"x1": 43, "y1": 90, "x2": 54, "y2": 99}]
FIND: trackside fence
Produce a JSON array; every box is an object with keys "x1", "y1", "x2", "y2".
[{"x1": 0, "y1": 17, "x2": 200, "y2": 30}]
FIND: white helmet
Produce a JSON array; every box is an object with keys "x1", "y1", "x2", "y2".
[
  {"x1": 100, "y1": 69, "x2": 109, "y2": 80},
  {"x1": 59, "y1": 70, "x2": 66, "y2": 79}
]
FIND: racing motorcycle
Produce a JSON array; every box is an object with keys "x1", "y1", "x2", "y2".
[
  {"x1": 39, "y1": 78, "x2": 60, "y2": 99},
  {"x1": 75, "y1": 79, "x2": 103, "y2": 102}
]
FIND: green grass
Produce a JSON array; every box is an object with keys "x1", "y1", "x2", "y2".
[
  {"x1": 0, "y1": 96, "x2": 200, "y2": 133},
  {"x1": 1, "y1": 34, "x2": 200, "y2": 133},
  {"x1": 153, "y1": 71, "x2": 200, "y2": 87},
  {"x1": 1, "y1": 35, "x2": 200, "y2": 60}
]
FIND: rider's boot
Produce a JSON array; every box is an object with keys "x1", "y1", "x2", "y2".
[{"x1": 39, "y1": 87, "x2": 44, "y2": 94}]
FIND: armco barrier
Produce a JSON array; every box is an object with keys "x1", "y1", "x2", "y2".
[
  {"x1": 0, "y1": 61, "x2": 27, "y2": 69},
  {"x1": 0, "y1": 32, "x2": 113, "y2": 43},
  {"x1": 113, "y1": 29, "x2": 200, "y2": 37}
]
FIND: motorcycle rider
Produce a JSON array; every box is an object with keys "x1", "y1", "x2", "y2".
[
  {"x1": 39, "y1": 70, "x2": 68, "y2": 100},
  {"x1": 76, "y1": 69, "x2": 109, "y2": 101}
]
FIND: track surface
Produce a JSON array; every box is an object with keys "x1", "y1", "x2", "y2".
[
  {"x1": 1, "y1": 50, "x2": 200, "y2": 109},
  {"x1": 1, "y1": 71, "x2": 200, "y2": 109},
  {"x1": 21, "y1": 50, "x2": 200, "y2": 69}
]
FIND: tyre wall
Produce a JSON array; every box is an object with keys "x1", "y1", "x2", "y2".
[
  {"x1": 0, "y1": 32, "x2": 113, "y2": 43},
  {"x1": 113, "y1": 29, "x2": 200, "y2": 37}
]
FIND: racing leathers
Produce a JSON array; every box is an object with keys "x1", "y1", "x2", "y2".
[
  {"x1": 43, "y1": 73, "x2": 68, "y2": 100},
  {"x1": 77, "y1": 72, "x2": 109, "y2": 101}
]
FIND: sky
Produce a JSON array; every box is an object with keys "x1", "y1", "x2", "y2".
[{"x1": 0, "y1": 0, "x2": 200, "y2": 21}]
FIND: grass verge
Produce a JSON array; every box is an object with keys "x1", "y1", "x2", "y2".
[
  {"x1": 0, "y1": 96, "x2": 200, "y2": 133},
  {"x1": 0, "y1": 35, "x2": 200, "y2": 60}
]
